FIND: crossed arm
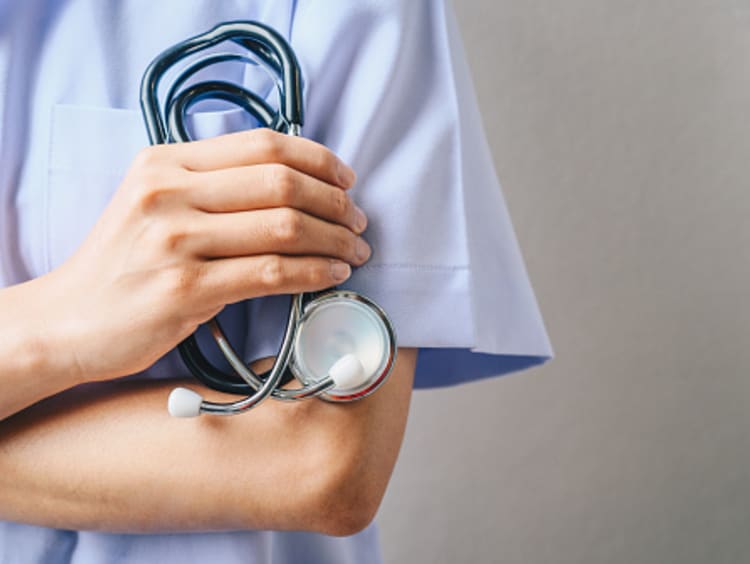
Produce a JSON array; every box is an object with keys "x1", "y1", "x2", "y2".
[
  {"x1": 0, "y1": 129, "x2": 416, "y2": 536},
  {"x1": 0, "y1": 349, "x2": 416, "y2": 536}
]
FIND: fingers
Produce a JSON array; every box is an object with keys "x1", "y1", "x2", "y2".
[
  {"x1": 168, "y1": 129, "x2": 356, "y2": 188},
  {"x1": 201, "y1": 255, "x2": 353, "y2": 305},
  {"x1": 188, "y1": 164, "x2": 368, "y2": 234},
  {"x1": 188, "y1": 208, "x2": 372, "y2": 265}
]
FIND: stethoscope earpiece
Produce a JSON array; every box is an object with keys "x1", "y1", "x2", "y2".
[
  {"x1": 168, "y1": 387, "x2": 204, "y2": 418},
  {"x1": 328, "y1": 354, "x2": 367, "y2": 390}
]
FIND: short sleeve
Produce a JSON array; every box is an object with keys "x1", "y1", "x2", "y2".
[{"x1": 284, "y1": 0, "x2": 553, "y2": 388}]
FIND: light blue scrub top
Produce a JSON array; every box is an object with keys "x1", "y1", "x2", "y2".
[{"x1": 0, "y1": 1, "x2": 552, "y2": 562}]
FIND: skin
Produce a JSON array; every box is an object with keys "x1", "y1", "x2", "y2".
[{"x1": 0, "y1": 129, "x2": 416, "y2": 535}]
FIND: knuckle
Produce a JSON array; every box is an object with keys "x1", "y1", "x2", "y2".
[
  {"x1": 330, "y1": 189, "x2": 351, "y2": 220},
  {"x1": 308, "y1": 262, "x2": 329, "y2": 286},
  {"x1": 259, "y1": 256, "x2": 286, "y2": 289},
  {"x1": 163, "y1": 227, "x2": 189, "y2": 253},
  {"x1": 250, "y1": 128, "x2": 284, "y2": 161},
  {"x1": 128, "y1": 168, "x2": 185, "y2": 214},
  {"x1": 335, "y1": 230, "x2": 356, "y2": 258},
  {"x1": 132, "y1": 147, "x2": 155, "y2": 169},
  {"x1": 163, "y1": 263, "x2": 203, "y2": 299},
  {"x1": 272, "y1": 208, "x2": 303, "y2": 245},
  {"x1": 133, "y1": 183, "x2": 166, "y2": 214},
  {"x1": 267, "y1": 165, "x2": 297, "y2": 205},
  {"x1": 132, "y1": 145, "x2": 169, "y2": 170},
  {"x1": 319, "y1": 150, "x2": 339, "y2": 179},
  {"x1": 151, "y1": 220, "x2": 189, "y2": 253}
]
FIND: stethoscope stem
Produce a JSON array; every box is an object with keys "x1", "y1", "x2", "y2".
[{"x1": 209, "y1": 314, "x2": 337, "y2": 402}]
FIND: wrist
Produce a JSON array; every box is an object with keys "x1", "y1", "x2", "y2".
[
  {"x1": 3, "y1": 274, "x2": 86, "y2": 390},
  {"x1": 0, "y1": 274, "x2": 91, "y2": 419}
]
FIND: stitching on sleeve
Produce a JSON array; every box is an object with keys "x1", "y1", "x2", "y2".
[{"x1": 357, "y1": 263, "x2": 469, "y2": 272}]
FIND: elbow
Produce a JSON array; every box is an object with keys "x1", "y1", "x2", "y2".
[
  {"x1": 310, "y1": 442, "x2": 389, "y2": 537},
  {"x1": 276, "y1": 346, "x2": 415, "y2": 537},
  {"x1": 318, "y1": 494, "x2": 380, "y2": 538},
  {"x1": 316, "y1": 481, "x2": 382, "y2": 537}
]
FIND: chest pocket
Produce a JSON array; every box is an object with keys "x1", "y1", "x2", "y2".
[{"x1": 46, "y1": 103, "x2": 254, "y2": 271}]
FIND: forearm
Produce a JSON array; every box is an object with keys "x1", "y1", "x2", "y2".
[
  {"x1": 0, "y1": 378, "x2": 320, "y2": 533},
  {"x1": 0, "y1": 349, "x2": 416, "y2": 535},
  {"x1": 0, "y1": 274, "x2": 82, "y2": 420}
]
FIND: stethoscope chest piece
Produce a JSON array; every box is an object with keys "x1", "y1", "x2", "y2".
[{"x1": 292, "y1": 291, "x2": 397, "y2": 401}]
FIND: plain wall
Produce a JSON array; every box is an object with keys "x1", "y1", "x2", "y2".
[{"x1": 378, "y1": 1, "x2": 750, "y2": 563}]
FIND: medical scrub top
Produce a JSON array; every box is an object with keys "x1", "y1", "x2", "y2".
[{"x1": 0, "y1": 1, "x2": 552, "y2": 563}]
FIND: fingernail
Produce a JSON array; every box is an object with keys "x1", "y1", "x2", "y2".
[
  {"x1": 337, "y1": 161, "x2": 356, "y2": 188},
  {"x1": 353, "y1": 206, "x2": 368, "y2": 233},
  {"x1": 355, "y1": 238, "x2": 371, "y2": 262},
  {"x1": 331, "y1": 262, "x2": 352, "y2": 282}
]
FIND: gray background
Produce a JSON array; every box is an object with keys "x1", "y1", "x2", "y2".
[{"x1": 378, "y1": 1, "x2": 750, "y2": 563}]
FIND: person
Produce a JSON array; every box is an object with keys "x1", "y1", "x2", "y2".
[{"x1": 0, "y1": 1, "x2": 552, "y2": 562}]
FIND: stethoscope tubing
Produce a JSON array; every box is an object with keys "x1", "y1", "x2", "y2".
[
  {"x1": 140, "y1": 21, "x2": 313, "y2": 414},
  {"x1": 140, "y1": 20, "x2": 396, "y2": 417},
  {"x1": 140, "y1": 20, "x2": 303, "y2": 146}
]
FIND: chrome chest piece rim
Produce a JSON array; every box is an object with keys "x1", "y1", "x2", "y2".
[{"x1": 290, "y1": 291, "x2": 398, "y2": 402}]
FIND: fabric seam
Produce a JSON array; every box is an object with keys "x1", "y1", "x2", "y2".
[{"x1": 357, "y1": 263, "x2": 468, "y2": 272}]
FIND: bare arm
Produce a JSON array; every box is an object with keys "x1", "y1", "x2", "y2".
[
  {"x1": 0, "y1": 128, "x2": 409, "y2": 535},
  {"x1": 0, "y1": 348, "x2": 416, "y2": 536}
]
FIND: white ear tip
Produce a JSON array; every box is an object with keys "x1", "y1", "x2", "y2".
[
  {"x1": 329, "y1": 354, "x2": 367, "y2": 390},
  {"x1": 168, "y1": 387, "x2": 204, "y2": 418}
]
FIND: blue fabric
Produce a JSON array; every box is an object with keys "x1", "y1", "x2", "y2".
[
  {"x1": 0, "y1": 522, "x2": 383, "y2": 564},
  {"x1": 415, "y1": 350, "x2": 548, "y2": 389},
  {"x1": 0, "y1": 0, "x2": 552, "y2": 562}
]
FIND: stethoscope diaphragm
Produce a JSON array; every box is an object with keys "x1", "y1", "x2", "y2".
[{"x1": 292, "y1": 291, "x2": 397, "y2": 401}]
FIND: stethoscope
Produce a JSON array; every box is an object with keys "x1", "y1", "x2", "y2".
[{"x1": 139, "y1": 21, "x2": 397, "y2": 418}]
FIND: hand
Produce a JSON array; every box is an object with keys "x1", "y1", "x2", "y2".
[{"x1": 38, "y1": 129, "x2": 371, "y2": 384}]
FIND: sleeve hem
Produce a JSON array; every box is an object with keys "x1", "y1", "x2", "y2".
[{"x1": 342, "y1": 263, "x2": 553, "y2": 388}]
